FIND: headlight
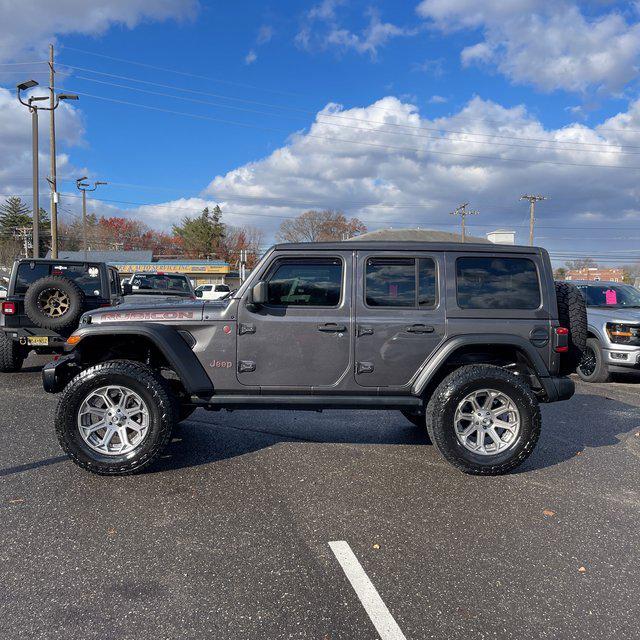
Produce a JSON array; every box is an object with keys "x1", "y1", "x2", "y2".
[{"x1": 606, "y1": 323, "x2": 640, "y2": 345}]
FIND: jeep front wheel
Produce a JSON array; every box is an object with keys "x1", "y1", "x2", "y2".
[
  {"x1": 55, "y1": 360, "x2": 176, "y2": 475},
  {"x1": 426, "y1": 364, "x2": 541, "y2": 475}
]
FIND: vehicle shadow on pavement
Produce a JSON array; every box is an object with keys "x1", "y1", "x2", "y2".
[
  {"x1": 518, "y1": 390, "x2": 640, "y2": 472},
  {"x1": 149, "y1": 390, "x2": 640, "y2": 475}
]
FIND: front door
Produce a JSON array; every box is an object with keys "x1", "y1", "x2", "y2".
[
  {"x1": 236, "y1": 252, "x2": 352, "y2": 389},
  {"x1": 354, "y1": 251, "x2": 446, "y2": 388}
]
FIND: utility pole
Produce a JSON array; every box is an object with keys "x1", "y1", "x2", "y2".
[
  {"x1": 450, "y1": 202, "x2": 479, "y2": 243},
  {"x1": 17, "y1": 77, "x2": 78, "y2": 259},
  {"x1": 76, "y1": 178, "x2": 108, "y2": 259},
  {"x1": 48, "y1": 44, "x2": 59, "y2": 259},
  {"x1": 520, "y1": 194, "x2": 547, "y2": 246}
]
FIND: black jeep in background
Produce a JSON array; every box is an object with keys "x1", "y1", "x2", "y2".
[{"x1": 0, "y1": 259, "x2": 122, "y2": 372}]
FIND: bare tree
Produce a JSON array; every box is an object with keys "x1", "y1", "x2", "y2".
[{"x1": 276, "y1": 210, "x2": 367, "y2": 243}]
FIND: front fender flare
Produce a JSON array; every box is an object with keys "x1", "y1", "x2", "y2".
[{"x1": 72, "y1": 323, "x2": 213, "y2": 396}]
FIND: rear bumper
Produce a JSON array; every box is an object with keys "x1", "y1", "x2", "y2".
[
  {"x1": 2, "y1": 327, "x2": 66, "y2": 351},
  {"x1": 42, "y1": 353, "x2": 80, "y2": 393},
  {"x1": 541, "y1": 375, "x2": 575, "y2": 403}
]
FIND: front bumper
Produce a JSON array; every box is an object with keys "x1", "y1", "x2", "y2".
[
  {"x1": 602, "y1": 346, "x2": 640, "y2": 370},
  {"x1": 42, "y1": 353, "x2": 80, "y2": 393}
]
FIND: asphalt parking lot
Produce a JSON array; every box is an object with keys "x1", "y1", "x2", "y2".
[{"x1": 1, "y1": 355, "x2": 639, "y2": 640}]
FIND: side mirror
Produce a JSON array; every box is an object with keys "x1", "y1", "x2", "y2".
[
  {"x1": 250, "y1": 280, "x2": 268, "y2": 306},
  {"x1": 123, "y1": 282, "x2": 132, "y2": 295}
]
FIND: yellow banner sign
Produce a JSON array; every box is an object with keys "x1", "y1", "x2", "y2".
[{"x1": 115, "y1": 263, "x2": 230, "y2": 274}]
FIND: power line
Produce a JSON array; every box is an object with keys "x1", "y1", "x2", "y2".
[
  {"x1": 55, "y1": 88, "x2": 640, "y2": 172},
  {"x1": 57, "y1": 63, "x2": 640, "y2": 154},
  {"x1": 60, "y1": 46, "x2": 302, "y2": 98},
  {"x1": 62, "y1": 72, "x2": 640, "y2": 158}
]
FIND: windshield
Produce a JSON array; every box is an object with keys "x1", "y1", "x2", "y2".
[
  {"x1": 578, "y1": 283, "x2": 640, "y2": 308},
  {"x1": 131, "y1": 274, "x2": 191, "y2": 293}
]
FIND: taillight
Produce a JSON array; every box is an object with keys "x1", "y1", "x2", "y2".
[
  {"x1": 1, "y1": 301, "x2": 16, "y2": 315},
  {"x1": 555, "y1": 327, "x2": 569, "y2": 352}
]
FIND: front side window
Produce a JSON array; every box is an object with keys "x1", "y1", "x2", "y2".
[
  {"x1": 266, "y1": 258, "x2": 342, "y2": 306},
  {"x1": 456, "y1": 257, "x2": 540, "y2": 310},
  {"x1": 366, "y1": 257, "x2": 437, "y2": 308}
]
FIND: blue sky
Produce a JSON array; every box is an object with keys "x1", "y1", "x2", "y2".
[{"x1": 2, "y1": 0, "x2": 640, "y2": 264}]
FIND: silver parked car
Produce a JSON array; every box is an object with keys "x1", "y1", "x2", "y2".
[{"x1": 573, "y1": 280, "x2": 640, "y2": 382}]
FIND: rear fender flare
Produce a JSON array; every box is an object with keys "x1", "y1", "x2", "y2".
[
  {"x1": 73, "y1": 323, "x2": 213, "y2": 396},
  {"x1": 411, "y1": 334, "x2": 550, "y2": 397}
]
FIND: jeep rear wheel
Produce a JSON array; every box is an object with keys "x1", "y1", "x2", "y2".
[
  {"x1": 426, "y1": 364, "x2": 541, "y2": 475},
  {"x1": 55, "y1": 360, "x2": 176, "y2": 475},
  {"x1": 0, "y1": 333, "x2": 25, "y2": 372}
]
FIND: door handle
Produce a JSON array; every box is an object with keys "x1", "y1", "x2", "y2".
[
  {"x1": 318, "y1": 323, "x2": 347, "y2": 333},
  {"x1": 405, "y1": 324, "x2": 435, "y2": 334}
]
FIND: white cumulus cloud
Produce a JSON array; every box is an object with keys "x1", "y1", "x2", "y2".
[
  {"x1": 416, "y1": 0, "x2": 640, "y2": 94},
  {"x1": 0, "y1": 0, "x2": 198, "y2": 63}
]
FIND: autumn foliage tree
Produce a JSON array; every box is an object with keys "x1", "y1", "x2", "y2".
[{"x1": 276, "y1": 210, "x2": 366, "y2": 243}]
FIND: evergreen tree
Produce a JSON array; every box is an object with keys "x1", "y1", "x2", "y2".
[
  {"x1": 172, "y1": 206, "x2": 226, "y2": 258},
  {"x1": 0, "y1": 197, "x2": 31, "y2": 237}
]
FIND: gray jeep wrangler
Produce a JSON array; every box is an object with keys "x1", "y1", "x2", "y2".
[{"x1": 43, "y1": 242, "x2": 585, "y2": 476}]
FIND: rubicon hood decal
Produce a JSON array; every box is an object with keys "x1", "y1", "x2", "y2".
[{"x1": 98, "y1": 310, "x2": 197, "y2": 322}]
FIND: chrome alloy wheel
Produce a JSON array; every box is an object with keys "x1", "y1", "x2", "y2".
[
  {"x1": 454, "y1": 388, "x2": 521, "y2": 456},
  {"x1": 38, "y1": 288, "x2": 70, "y2": 318},
  {"x1": 77, "y1": 386, "x2": 150, "y2": 456}
]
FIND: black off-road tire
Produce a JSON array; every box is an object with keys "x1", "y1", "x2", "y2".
[
  {"x1": 577, "y1": 338, "x2": 611, "y2": 383},
  {"x1": 426, "y1": 364, "x2": 541, "y2": 475},
  {"x1": 55, "y1": 360, "x2": 176, "y2": 476},
  {"x1": 555, "y1": 281, "x2": 587, "y2": 375},
  {"x1": 24, "y1": 276, "x2": 85, "y2": 331},
  {"x1": 0, "y1": 333, "x2": 25, "y2": 372}
]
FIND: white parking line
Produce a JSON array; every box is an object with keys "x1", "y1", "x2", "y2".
[{"x1": 329, "y1": 540, "x2": 407, "y2": 640}]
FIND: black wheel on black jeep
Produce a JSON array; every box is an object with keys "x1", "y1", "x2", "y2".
[
  {"x1": 24, "y1": 275, "x2": 85, "y2": 331},
  {"x1": 554, "y1": 281, "x2": 587, "y2": 375},
  {"x1": 576, "y1": 337, "x2": 610, "y2": 383},
  {"x1": 55, "y1": 360, "x2": 176, "y2": 475},
  {"x1": 0, "y1": 333, "x2": 26, "y2": 372},
  {"x1": 426, "y1": 364, "x2": 541, "y2": 475}
]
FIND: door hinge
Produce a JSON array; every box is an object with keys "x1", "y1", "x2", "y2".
[
  {"x1": 356, "y1": 361, "x2": 374, "y2": 374},
  {"x1": 357, "y1": 325, "x2": 374, "y2": 337},
  {"x1": 239, "y1": 323, "x2": 256, "y2": 335},
  {"x1": 238, "y1": 360, "x2": 256, "y2": 373}
]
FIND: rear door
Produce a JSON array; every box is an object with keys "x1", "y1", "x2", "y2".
[
  {"x1": 236, "y1": 251, "x2": 353, "y2": 389},
  {"x1": 354, "y1": 251, "x2": 446, "y2": 388}
]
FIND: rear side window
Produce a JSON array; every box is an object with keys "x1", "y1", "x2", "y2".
[
  {"x1": 365, "y1": 257, "x2": 437, "y2": 308},
  {"x1": 456, "y1": 257, "x2": 540, "y2": 310},
  {"x1": 15, "y1": 263, "x2": 103, "y2": 296},
  {"x1": 266, "y1": 258, "x2": 342, "y2": 306}
]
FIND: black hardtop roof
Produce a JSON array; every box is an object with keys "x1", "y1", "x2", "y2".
[
  {"x1": 272, "y1": 241, "x2": 542, "y2": 254},
  {"x1": 16, "y1": 258, "x2": 111, "y2": 267}
]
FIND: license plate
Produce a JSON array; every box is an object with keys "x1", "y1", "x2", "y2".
[{"x1": 27, "y1": 336, "x2": 49, "y2": 346}]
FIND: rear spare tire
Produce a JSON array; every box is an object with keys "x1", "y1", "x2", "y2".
[
  {"x1": 24, "y1": 276, "x2": 84, "y2": 331},
  {"x1": 554, "y1": 281, "x2": 587, "y2": 375}
]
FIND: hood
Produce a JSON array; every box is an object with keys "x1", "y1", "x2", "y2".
[
  {"x1": 83, "y1": 298, "x2": 206, "y2": 324},
  {"x1": 587, "y1": 306, "x2": 640, "y2": 323}
]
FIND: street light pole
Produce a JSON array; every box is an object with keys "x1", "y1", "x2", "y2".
[
  {"x1": 76, "y1": 178, "x2": 108, "y2": 260},
  {"x1": 31, "y1": 100, "x2": 39, "y2": 258},
  {"x1": 17, "y1": 78, "x2": 78, "y2": 259}
]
